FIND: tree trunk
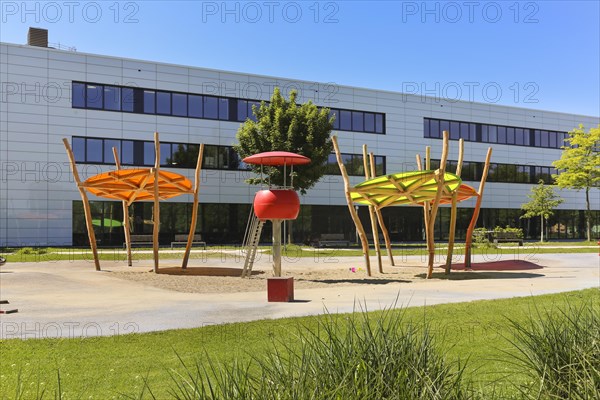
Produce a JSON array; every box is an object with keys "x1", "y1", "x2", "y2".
[
  {"x1": 540, "y1": 216, "x2": 544, "y2": 243},
  {"x1": 585, "y1": 187, "x2": 591, "y2": 242}
]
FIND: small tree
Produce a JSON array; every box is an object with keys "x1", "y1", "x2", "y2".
[
  {"x1": 234, "y1": 87, "x2": 334, "y2": 194},
  {"x1": 552, "y1": 124, "x2": 600, "y2": 241},
  {"x1": 521, "y1": 180, "x2": 564, "y2": 242}
]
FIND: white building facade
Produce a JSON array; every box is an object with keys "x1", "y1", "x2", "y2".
[{"x1": 1, "y1": 38, "x2": 598, "y2": 247}]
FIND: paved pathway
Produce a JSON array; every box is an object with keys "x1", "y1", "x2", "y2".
[{"x1": 0, "y1": 253, "x2": 597, "y2": 339}]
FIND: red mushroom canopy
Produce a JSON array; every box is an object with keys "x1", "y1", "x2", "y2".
[{"x1": 243, "y1": 151, "x2": 311, "y2": 166}]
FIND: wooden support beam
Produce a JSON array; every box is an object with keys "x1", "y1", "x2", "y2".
[
  {"x1": 426, "y1": 132, "x2": 449, "y2": 278},
  {"x1": 332, "y1": 136, "x2": 371, "y2": 276},
  {"x1": 445, "y1": 138, "x2": 464, "y2": 274},
  {"x1": 153, "y1": 132, "x2": 160, "y2": 273},
  {"x1": 112, "y1": 147, "x2": 133, "y2": 267},
  {"x1": 465, "y1": 147, "x2": 493, "y2": 269},
  {"x1": 63, "y1": 138, "x2": 100, "y2": 271},
  {"x1": 370, "y1": 152, "x2": 395, "y2": 266},
  {"x1": 182, "y1": 143, "x2": 204, "y2": 269},
  {"x1": 363, "y1": 145, "x2": 382, "y2": 273}
]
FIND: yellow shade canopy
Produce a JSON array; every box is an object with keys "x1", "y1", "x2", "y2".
[
  {"x1": 350, "y1": 170, "x2": 462, "y2": 209},
  {"x1": 81, "y1": 168, "x2": 193, "y2": 204}
]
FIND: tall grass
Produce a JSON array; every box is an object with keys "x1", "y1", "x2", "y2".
[
  {"x1": 162, "y1": 305, "x2": 474, "y2": 400},
  {"x1": 505, "y1": 300, "x2": 600, "y2": 399}
]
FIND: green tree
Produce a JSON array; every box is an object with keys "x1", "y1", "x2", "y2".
[
  {"x1": 552, "y1": 125, "x2": 600, "y2": 241},
  {"x1": 521, "y1": 180, "x2": 564, "y2": 242},
  {"x1": 234, "y1": 87, "x2": 334, "y2": 194}
]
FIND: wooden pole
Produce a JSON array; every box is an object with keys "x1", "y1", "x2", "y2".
[
  {"x1": 445, "y1": 138, "x2": 464, "y2": 274},
  {"x1": 369, "y1": 152, "x2": 395, "y2": 266},
  {"x1": 152, "y1": 132, "x2": 160, "y2": 273},
  {"x1": 182, "y1": 143, "x2": 204, "y2": 269},
  {"x1": 332, "y1": 136, "x2": 371, "y2": 276},
  {"x1": 363, "y1": 145, "x2": 383, "y2": 273},
  {"x1": 62, "y1": 138, "x2": 101, "y2": 271},
  {"x1": 464, "y1": 147, "x2": 493, "y2": 269},
  {"x1": 112, "y1": 147, "x2": 133, "y2": 267},
  {"x1": 426, "y1": 132, "x2": 449, "y2": 278},
  {"x1": 417, "y1": 148, "x2": 432, "y2": 275},
  {"x1": 272, "y1": 219, "x2": 282, "y2": 276}
]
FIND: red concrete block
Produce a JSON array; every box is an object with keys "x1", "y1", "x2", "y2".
[{"x1": 267, "y1": 277, "x2": 294, "y2": 302}]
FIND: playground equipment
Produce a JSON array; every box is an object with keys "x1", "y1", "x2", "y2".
[
  {"x1": 333, "y1": 131, "x2": 492, "y2": 278},
  {"x1": 63, "y1": 133, "x2": 205, "y2": 272},
  {"x1": 241, "y1": 151, "x2": 310, "y2": 278}
]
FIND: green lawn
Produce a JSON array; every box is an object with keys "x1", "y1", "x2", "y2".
[{"x1": 0, "y1": 289, "x2": 597, "y2": 398}]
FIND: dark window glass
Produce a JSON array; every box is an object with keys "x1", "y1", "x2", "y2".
[
  {"x1": 364, "y1": 113, "x2": 375, "y2": 132},
  {"x1": 440, "y1": 120, "x2": 450, "y2": 136},
  {"x1": 156, "y1": 92, "x2": 171, "y2": 115},
  {"x1": 470, "y1": 123, "x2": 477, "y2": 141},
  {"x1": 170, "y1": 144, "x2": 188, "y2": 167},
  {"x1": 330, "y1": 109, "x2": 339, "y2": 129},
  {"x1": 559, "y1": 132, "x2": 567, "y2": 148},
  {"x1": 104, "y1": 86, "x2": 121, "y2": 111},
  {"x1": 218, "y1": 98, "x2": 229, "y2": 120},
  {"x1": 203, "y1": 145, "x2": 218, "y2": 168},
  {"x1": 104, "y1": 139, "x2": 120, "y2": 164},
  {"x1": 549, "y1": 131, "x2": 557, "y2": 148},
  {"x1": 515, "y1": 128, "x2": 524, "y2": 145},
  {"x1": 430, "y1": 120, "x2": 440, "y2": 138},
  {"x1": 341, "y1": 153, "x2": 354, "y2": 175},
  {"x1": 189, "y1": 95, "x2": 202, "y2": 118},
  {"x1": 450, "y1": 121, "x2": 460, "y2": 140},
  {"x1": 122, "y1": 140, "x2": 134, "y2": 165},
  {"x1": 204, "y1": 97, "x2": 218, "y2": 119},
  {"x1": 375, "y1": 114, "x2": 384, "y2": 133},
  {"x1": 86, "y1": 84, "x2": 103, "y2": 109},
  {"x1": 460, "y1": 122, "x2": 470, "y2": 140},
  {"x1": 143, "y1": 142, "x2": 155, "y2": 166},
  {"x1": 121, "y1": 88, "x2": 134, "y2": 112},
  {"x1": 217, "y1": 146, "x2": 229, "y2": 168},
  {"x1": 506, "y1": 127, "x2": 515, "y2": 144},
  {"x1": 86, "y1": 138, "x2": 103, "y2": 162},
  {"x1": 248, "y1": 101, "x2": 260, "y2": 121},
  {"x1": 160, "y1": 143, "x2": 172, "y2": 166},
  {"x1": 143, "y1": 90, "x2": 155, "y2": 114},
  {"x1": 172, "y1": 93, "x2": 187, "y2": 117},
  {"x1": 487, "y1": 163, "x2": 497, "y2": 182},
  {"x1": 534, "y1": 130, "x2": 541, "y2": 146},
  {"x1": 481, "y1": 125, "x2": 489, "y2": 142},
  {"x1": 340, "y1": 110, "x2": 352, "y2": 130},
  {"x1": 375, "y1": 156, "x2": 385, "y2": 175},
  {"x1": 237, "y1": 100, "x2": 248, "y2": 121},
  {"x1": 352, "y1": 111, "x2": 364, "y2": 131},
  {"x1": 326, "y1": 153, "x2": 338, "y2": 175},
  {"x1": 488, "y1": 125, "x2": 497, "y2": 142},
  {"x1": 497, "y1": 126, "x2": 507, "y2": 144},
  {"x1": 524, "y1": 129, "x2": 531, "y2": 146},
  {"x1": 72, "y1": 82, "x2": 85, "y2": 107},
  {"x1": 541, "y1": 130, "x2": 549, "y2": 147},
  {"x1": 424, "y1": 119, "x2": 430, "y2": 137},
  {"x1": 72, "y1": 137, "x2": 85, "y2": 162}
]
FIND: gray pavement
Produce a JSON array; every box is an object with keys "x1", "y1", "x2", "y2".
[{"x1": 0, "y1": 252, "x2": 598, "y2": 339}]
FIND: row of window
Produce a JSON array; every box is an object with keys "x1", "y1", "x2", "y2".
[
  {"x1": 72, "y1": 136, "x2": 385, "y2": 177},
  {"x1": 72, "y1": 82, "x2": 386, "y2": 134},
  {"x1": 430, "y1": 159, "x2": 558, "y2": 185},
  {"x1": 424, "y1": 118, "x2": 569, "y2": 149}
]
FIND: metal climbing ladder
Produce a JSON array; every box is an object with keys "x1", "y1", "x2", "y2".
[{"x1": 241, "y1": 207, "x2": 264, "y2": 278}]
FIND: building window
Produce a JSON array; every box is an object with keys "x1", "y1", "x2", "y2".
[
  {"x1": 104, "y1": 86, "x2": 121, "y2": 111},
  {"x1": 86, "y1": 84, "x2": 103, "y2": 109},
  {"x1": 172, "y1": 93, "x2": 187, "y2": 117}
]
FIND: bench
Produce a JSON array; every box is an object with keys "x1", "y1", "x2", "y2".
[
  {"x1": 315, "y1": 233, "x2": 350, "y2": 248},
  {"x1": 492, "y1": 231, "x2": 523, "y2": 246},
  {"x1": 123, "y1": 234, "x2": 153, "y2": 249},
  {"x1": 171, "y1": 234, "x2": 206, "y2": 250}
]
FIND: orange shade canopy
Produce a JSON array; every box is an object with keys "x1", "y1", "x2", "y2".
[{"x1": 81, "y1": 168, "x2": 192, "y2": 204}]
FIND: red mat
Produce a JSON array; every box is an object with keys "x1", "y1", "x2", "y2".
[{"x1": 441, "y1": 260, "x2": 543, "y2": 271}]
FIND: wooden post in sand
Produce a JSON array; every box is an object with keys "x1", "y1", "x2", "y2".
[
  {"x1": 182, "y1": 144, "x2": 205, "y2": 269},
  {"x1": 152, "y1": 132, "x2": 160, "y2": 273},
  {"x1": 62, "y1": 138, "x2": 101, "y2": 271},
  {"x1": 464, "y1": 147, "x2": 493, "y2": 269},
  {"x1": 369, "y1": 152, "x2": 395, "y2": 266},
  {"x1": 445, "y1": 138, "x2": 464, "y2": 274},
  {"x1": 425, "y1": 131, "x2": 449, "y2": 278},
  {"x1": 362, "y1": 145, "x2": 382, "y2": 273},
  {"x1": 112, "y1": 147, "x2": 133, "y2": 267},
  {"x1": 332, "y1": 136, "x2": 371, "y2": 276}
]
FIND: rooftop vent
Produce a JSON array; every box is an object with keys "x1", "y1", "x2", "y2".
[{"x1": 27, "y1": 27, "x2": 48, "y2": 48}]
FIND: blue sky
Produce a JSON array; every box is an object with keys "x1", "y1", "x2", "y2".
[{"x1": 1, "y1": 1, "x2": 599, "y2": 116}]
